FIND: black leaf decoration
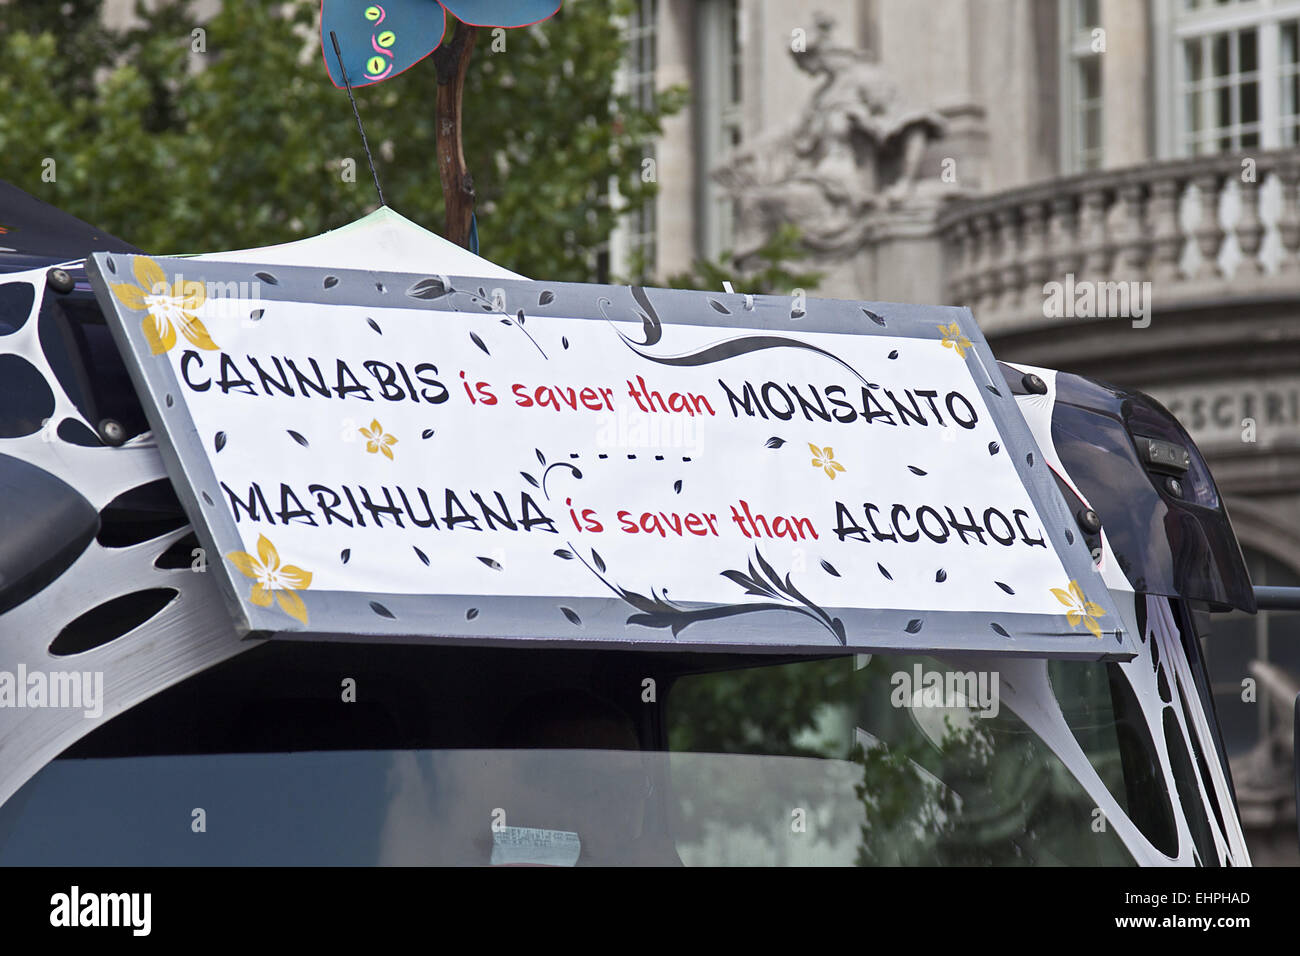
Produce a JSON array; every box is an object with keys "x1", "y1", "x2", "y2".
[
  {"x1": 935, "y1": 568, "x2": 948, "y2": 583},
  {"x1": 254, "y1": 271, "x2": 279, "y2": 285},
  {"x1": 214, "y1": 431, "x2": 226, "y2": 453},
  {"x1": 477, "y1": 556, "x2": 503, "y2": 571},
  {"x1": 988, "y1": 441, "x2": 1001, "y2": 455},
  {"x1": 422, "y1": 428, "x2": 435, "y2": 439},
  {"x1": 553, "y1": 549, "x2": 574, "y2": 560},
  {"x1": 521, "y1": 471, "x2": 539, "y2": 488},
  {"x1": 673, "y1": 479, "x2": 683, "y2": 494},
  {"x1": 791, "y1": 306, "x2": 805, "y2": 319},
  {"x1": 986, "y1": 384, "x2": 1001, "y2": 397},
  {"x1": 708, "y1": 298, "x2": 730, "y2": 314},
  {"x1": 765, "y1": 437, "x2": 786, "y2": 449},
  {"x1": 907, "y1": 465, "x2": 928, "y2": 476},
  {"x1": 888, "y1": 350, "x2": 899, "y2": 359},
  {"x1": 995, "y1": 581, "x2": 1015, "y2": 595},
  {"x1": 201, "y1": 491, "x2": 214, "y2": 506},
  {"x1": 1026, "y1": 453, "x2": 1035, "y2": 466},
  {"x1": 478, "y1": 287, "x2": 487, "y2": 299},
  {"x1": 721, "y1": 568, "x2": 772, "y2": 598},
  {"x1": 1065, "y1": 528, "x2": 1075, "y2": 545},
  {"x1": 248, "y1": 308, "x2": 264, "y2": 322},
  {"x1": 516, "y1": 309, "x2": 525, "y2": 325},
  {"x1": 367, "y1": 317, "x2": 382, "y2": 335},
  {"x1": 830, "y1": 618, "x2": 846, "y2": 644},
  {"x1": 820, "y1": 559, "x2": 841, "y2": 577},
  {"x1": 862, "y1": 308, "x2": 886, "y2": 326},
  {"x1": 536, "y1": 448, "x2": 546, "y2": 465},
  {"x1": 406, "y1": 277, "x2": 449, "y2": 300},
  {"x1": 375, "y1": 282, "x2": 386, "y2": 294},
  {"x1": 323, "y1": 275, "x2": 339, "y2": 289},
  {"x1": 413, "y1": 546, "x2": 430, "y2": 567},
  {"x1": 562, "y1": 336, "x2": 570, "y2": 350},
  {"x1": 469, "y1": 331, "x2": 490, "y2": 355},
  {"x1": 539, "y1": 290, "x2": 555, "y2": 305},
  {"x1": 370, "y1": 601, "x2": 396, "y2": 620},
  {"x1": 990, "y1": 622, "x2": 1011, "y2": 637},
  {"x1": 340, "y1": 548, "x2": 351, "y2": 564},
  {"x1": 287, "y1": 430, "x2": 309, "y2": 447},
  {"x1": 106, "y1": 258, "x2": 117, "y2": 274},
  {"x1": 904, "y1": 618, "x2": 923, "y2": 634},
  {"x1": 878, "y1": 563, "x2": 893, "y2": 580},
  {"x1": 500, "y1": 319, "x2": 512, "y2": 326},
  {"x1": 560, "y1": 606, "x2": 582, "y2": 627},
  {"x1": 591, "y1": 550, "x2": 606, "y2": 573},
  {"x1": 165, "y1": 394, "x2": 174, "y2": 407},
  {"x1": 645, "y1": 545, "x2": 848, "y2": 644},
  {"x1": 466, "y1": 608, "x2": 479, "y2": 621}
]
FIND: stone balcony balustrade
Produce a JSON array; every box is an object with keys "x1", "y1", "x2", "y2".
[{"x1": 939, "y1": 149, "x2": 1300, "y2": 339}]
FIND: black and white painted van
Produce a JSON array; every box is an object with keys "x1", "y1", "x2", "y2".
[{"x1": 0, "y1": 179, "x2": 1279, "y2": 866}]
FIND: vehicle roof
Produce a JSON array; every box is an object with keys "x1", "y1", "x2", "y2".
[{"x1": 0, "y1": 179, "x2": 140, "y2": 273}]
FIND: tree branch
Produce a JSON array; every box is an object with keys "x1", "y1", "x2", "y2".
[{"x1": 433, "y1": 22, "x2": 478, "y2": 248}]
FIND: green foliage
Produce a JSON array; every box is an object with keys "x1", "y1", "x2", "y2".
[
  {"x1": 0, "y1": 0, "x2": 115, "y2": 100},
  {"x1": 667, "y1": 656, "x2": 854, "y2": 758},
  {"x1": 664, "y1": 223, "x2": 825, "y2": 295},
  {"x1": 0, "y1": 0, "x2": 683, "y2": 280},
  {"x1": 665, "y1": 655, "x2": 864, "y2": 857},
  {"x1": 667, "y1": 653, "x2": 1136, "y2": 865}
]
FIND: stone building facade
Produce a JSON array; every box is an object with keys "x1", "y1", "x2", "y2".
[{"x1": 624, "y1": 0, "x2": 1300, "y2": 864}]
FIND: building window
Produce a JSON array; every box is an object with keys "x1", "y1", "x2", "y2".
[
  {"x1": 1062, "y1": 0, "x2": 1105, "y2": 172},
  {"x1": 696, "y1": 0, "x2": 742, "y2": 261},
  {"x1": 1182, "y1": 25, "x2": 1260, "y2": 152},
  {"x1": 623, "y1": 0, "x2": 659, "y2": 278},
  {"x1": 1282, "y1": 19, "x2": 1300, "y2": 142},
  {"x1": 1169, "y1": 0, "x2": 1300, "y2": 153}
]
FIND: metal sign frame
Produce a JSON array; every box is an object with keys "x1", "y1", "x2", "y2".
[{"x1": 87, "y1": 253, "x2": 1131, "y2": 660}]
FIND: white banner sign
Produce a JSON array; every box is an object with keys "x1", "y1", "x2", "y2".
[{"x1": 88, "y1": 255, "x2": 1129, "y2": 659}]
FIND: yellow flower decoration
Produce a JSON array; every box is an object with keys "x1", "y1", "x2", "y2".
[
  {"x1": 359, "y1": 419, "x2": 398, "y2": 460},
  {"x1": 226, "y1": 534, "x2": 312, "y2": 625},
  {"x1": 1052, "y1": 579, "x2": 1106, "y2": 639},
  {"x1": 109, "y1": 256, "x2": 217, "y2": 355},
  {"x1": 938, "y1": 322, "x2": 972, "y2": 359},
  {"x1": 809, "y1": 443, "x2": 846, "y2": 480}
]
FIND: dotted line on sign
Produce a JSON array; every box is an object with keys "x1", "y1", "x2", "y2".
[{"x1": 573, "y1": 453, "x2": 694, "y2": 462}]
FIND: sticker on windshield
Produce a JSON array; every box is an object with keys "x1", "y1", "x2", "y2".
[{"x1": 490, "y1": 827, "x2": 581, "y2": 867}]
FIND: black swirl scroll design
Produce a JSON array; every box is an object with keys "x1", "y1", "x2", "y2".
[
  {"x1": 597, "y1": 286, "x2": 871, "y2": 386},
  {"x1": 566, "y1": 543, "x2": 847, "y2": 645}
]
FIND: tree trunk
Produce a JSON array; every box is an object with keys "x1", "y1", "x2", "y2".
[{"x1": 433, "y1": 22, "x2": 478, "y2": 248}]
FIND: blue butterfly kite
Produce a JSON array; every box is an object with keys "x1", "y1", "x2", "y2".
[{"x1": 321, "y1": 0, "x2": 562, "y2": 88}]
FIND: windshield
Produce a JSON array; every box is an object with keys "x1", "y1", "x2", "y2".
[{"x1": 0, "y1": 642, "x2": 1174, "y2": 865}]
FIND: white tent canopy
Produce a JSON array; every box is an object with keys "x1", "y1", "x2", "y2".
[{"x1": 188, "y1": 205, "x2": 524, "y2": 279}]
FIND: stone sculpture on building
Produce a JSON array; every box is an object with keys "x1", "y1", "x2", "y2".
[{"x1": 714, "y1": 14, "x2": 950, "y2": 265}]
